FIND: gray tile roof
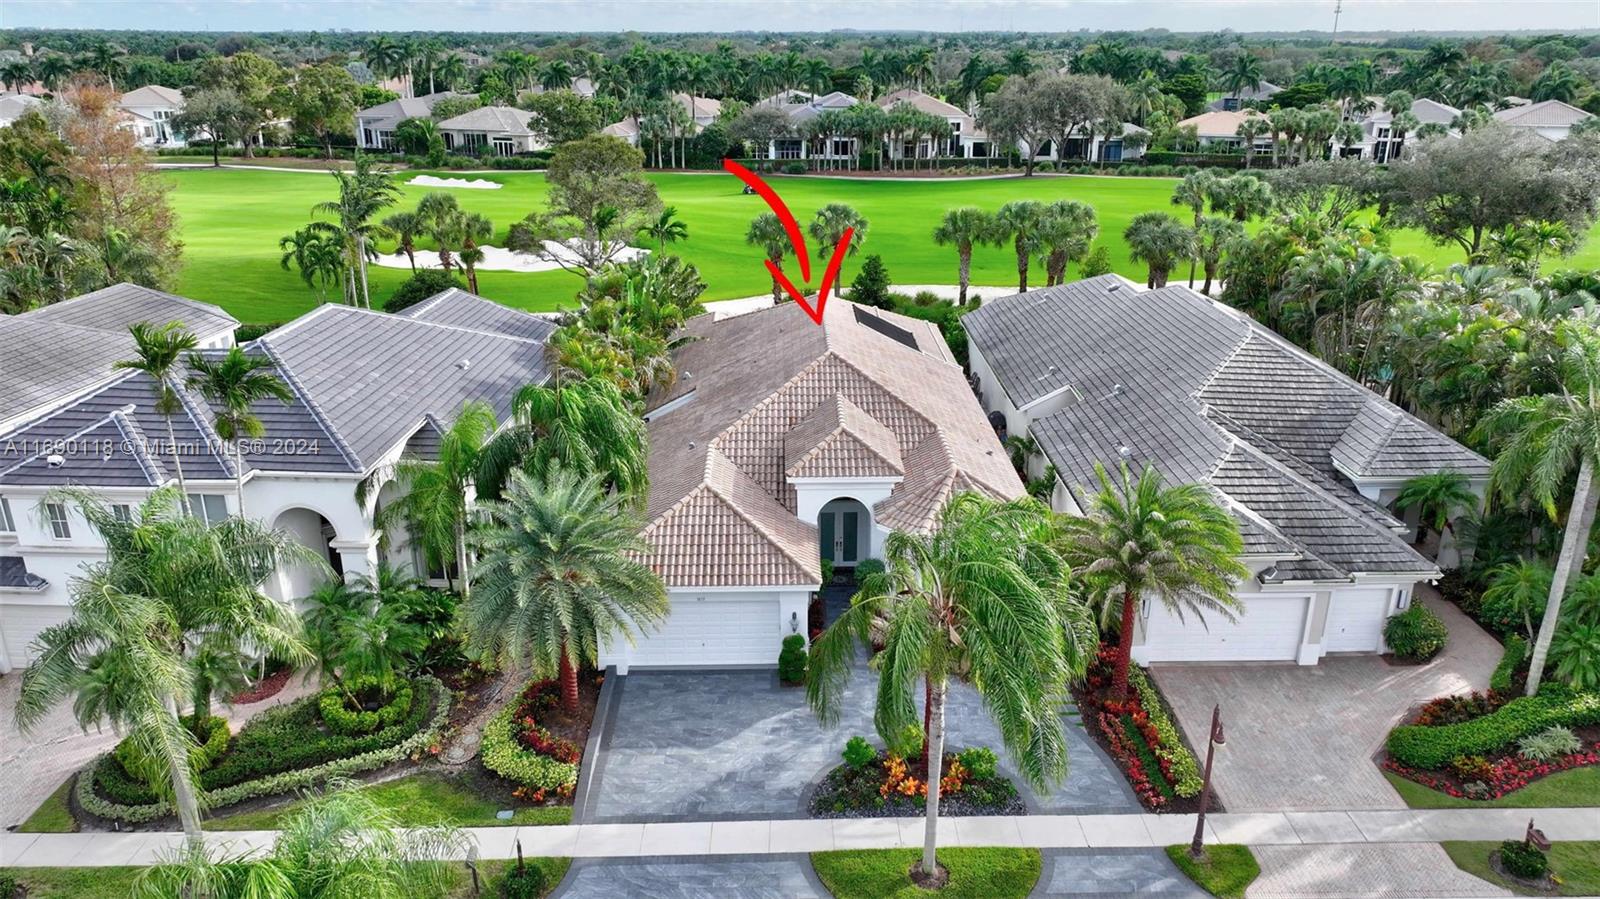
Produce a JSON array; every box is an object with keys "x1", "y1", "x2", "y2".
[
  {"x1": 964, "y1": 277, "x2": 1489, "y2": 582},
  {"x1": 0, "y1": 556, "x2": 46, "y2": 590},
  {"x1": 0, "y1": 317, "x2": 135, "y2": 426},
  {"x1": 1493, "y1": 99, "x2": 1593, "y2": 128},
  {"x1": 23, "y1": 283, "x2": 238, "y2": 342},
  {"x1": 437, "y1": 105, "x2": 535, "y2": 134},
  {"x1": 397, "y1": 288, "x2": 559, "y2": 342}
]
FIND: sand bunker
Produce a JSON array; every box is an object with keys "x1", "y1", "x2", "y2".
[
  {"x1": 407, "y1": 175, "x2": 503, "y2": 190},
  {"x1": 373, "y1": 240, "x2": 649, "y2": 273}
]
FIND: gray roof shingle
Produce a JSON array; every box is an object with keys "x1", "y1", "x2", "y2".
[{"x1": 23, "y1": 283, "x2": 237, "y2": 342}]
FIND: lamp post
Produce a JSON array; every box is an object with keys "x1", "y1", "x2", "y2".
[{"x1": 1189, "y1": 703, "x2": 1225, "y2": 859}]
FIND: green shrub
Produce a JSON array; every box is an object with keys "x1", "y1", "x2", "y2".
[
  {"x1": 1386, "y1": 687, "x2": 1600, "y2": 769},
  {"x1": 778, "y1": 634, "x2": 808, "y2": 685},
  {"x1": 111, "y1": 714, "x2": 230, "y2": 793},
  {"x1": 1517, "y1": 725, "x2": 1582, "y2": 761},
  {"x1": 850, "y1": 255, "x2": 892, "y2": 308},
  {"x1": 889, "y1": 722, "x2": 924, "y2": 759},
  {"x1": 1490, "y1": 635, "x2": 1527, "y2": 694},
  {"x1": 1552, "y1": 622, "x2": 1600, "y2": 692},
  {"x1": 319, "y1": 679, "x2": 414, "y2": 735},
  {"x1": 480, "y1": 703, "x2": 579, "y2": 792},
  {"x1": 382, "y1": 269, "x2": 467, "y2": 312},
  {"x1": 0, "y1": 874, "x2": 15, "y2": 898},
  {"x1": 1385, "y1": 605, "x2": 1450, "y2": 661},
  {"x1": 1079, "y1": 245, "x2": 1114, "y2": 278},
  {"x1": 234, "y1": 322, "x2": 285, "y2": 343},
  {"x1": 854, "y1": 559, "x2": 886, "y2": 580},
  {"x1": 842, "y1": 736, "x2": 876, "y2": 770},
  {"x1": 958, "y1": 746, "x2": 998, "y2": 780},
  {"x1": 820, "y1": 558, "x2": 835, "y2": 585},
  {"x1": 781, "y1": 161, "x2": 808, "y2": 175},
  {"x1": 497, "y1": 861, "x2": 547, "y2": 899},
  {"x1": 1129, "y1": 667, "x2": 1204, "y2": 798},
  {"x1": 1499, "y1": 840, "x2": 1549, "y2": 879}
]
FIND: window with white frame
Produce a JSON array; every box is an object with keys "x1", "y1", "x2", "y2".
[
  {"x1": 0, "y1": 496, "x2": 13, "y2": 532},
  {"x1": 111, "y1": 504, "x2": 133, "y2": 523},
  {"x1": 187, "y1": 494, "x2": 230, "y2": 526},
  {"x1": 45, "y1": 502, "x2": 71, "y2": 539}
]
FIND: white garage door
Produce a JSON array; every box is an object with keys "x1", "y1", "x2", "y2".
[
  {"x1": 621, "y1": 594, "x2": 780, "y2": 668},
  {"x1": 1324, "y1": 587, "x2": 1393, "y2": 653},
  {"x1": 1143, "y1": 594, "x2": 1308, "y2": 662},
  {"x1": 1, "y1": 603, "x2": 70, "y2": 669}
]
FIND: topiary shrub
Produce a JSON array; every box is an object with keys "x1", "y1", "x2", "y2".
[
  {"x1": 842, "y1": 736, "x2": 876, "y2": 770},
  {"x1": 1490, "y1": 635, "x2": 1528, "y2": 694},
  {"x1": 1385, "y1": 605, "x2": 1449, "y2": 661},
  {"x1": 319, "y1": 678, "x2": 414, "y2": 736},
  {"x1": 112, "y1": 714, "x2": 230, "y2": 792},
  {"x1": 1499, "y1": 840, "x2": 1549, "y2": 880},
  {"x1": 497, "y1": 861, "x2": 547, "y2": 899},
  {"x1": 480, "y1": 702, "x2": 579, "y2": 793},
  {"x1": 958, "y1": 746, "x2": 998, "y2": 780},
  {"x1": 1386, "y1": 687, "x2": 1600, "y2": 769},
  {"x1": 778, "y1": 634, "x2": 808, "y2": 685},
  {"x1": 781, "y1": 161, "x2": 808, "y2": 175}
]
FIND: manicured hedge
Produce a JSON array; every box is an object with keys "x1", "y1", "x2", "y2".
[
  {"x1": 1129, "y1": 668, "x2": 1204, "y2": 798},
  {"x1": 1490, "y1": 636, "x2": 1528, "y2": 695},
  {"x1": 1386, "y1": 687, "x2": 1600, "y2": 769},
  {"x1": 480, "y1": 703, "x2": 579, "y2": 793},
  {"x1": 111, "y1": 714, "x2": 229, "y2": 793},
  {"x1": 319, "y1": 679, "x2": 414, "y2": 736},
  {"x1": 79, "y1": 677, "x2": 449, "y2": 824}
]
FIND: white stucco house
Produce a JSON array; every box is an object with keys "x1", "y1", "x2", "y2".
[
  {"x1": 0, "y1": 285, "x2": 555, "y2": 673},
  {"x1": 1333, "y1": 98, "x2": 1459, "y2": 162},
  {"x1": 354, "y1": 90, "x2": 471, "y2": 150},
  {"x1": 603, "y1": 299, "x2": 1021, "y2": 671},
  {"x1": 437, "y1": 105, "x2": 545, "y2": 155},
  {"x1": 963, "y1": 275, "x2": 1490, "y2": 666},
  {"x1": 1491, "y1": 99, "x2": 1595, "y2": 142},
  {"x1": 601, "y1": 93, "x2": 721, "y2": 149},
  {"x1": 119, "y1": 85, "x2": 186, "y2": 148}
]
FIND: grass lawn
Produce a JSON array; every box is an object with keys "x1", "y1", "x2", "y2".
[
  {"x1": 809, "y1": 847, "x2": 1042, "y2": 898},
  {"x1": 1442, "y1": 841, "x2": 1600, "y2": 896},
  {"x1": 161, "y1": 167, "x2": 1600, "y2": 325},
  {"x1": 17, "y1": 778, "x2": 77, "y2": 833},
  {"x1": 0, "y1": 860, "x2": 569, "y2": 899},
  {"x1": 205, "y1": 771, "x2": 573, "y2": 831},
  {"x1": 1165, "y1": 845, "x2": 1261, "y2": 899},
  {"x1": 1385, "y1": 767, "x2": 1600, "y2": 809}
]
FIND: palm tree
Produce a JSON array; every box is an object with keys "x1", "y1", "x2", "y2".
[
  {"x1": 1235, "y1": 118, "x2": 1270, "y2": 168},
  {"x1": 314, "y1": 156, "x2": 400, "y2": 308},
  {"x1": 1057, "y1": 463, "x2": 1247, "y2": 702},
  {"x1": 1481, "y1": 560, "x2": 1554, "y2": 642},
  {"x1": 116, "y1": 322, "x2": 200, "y2": 504},
  {"x1": 457, "y1": 211, "x2": 494, "y2": 294},
  {"x1": 380, "y1": 210, "x2": 424, "y2": 272},
  {"x1": 34, "y1": 53, "x2": 72, "y2": 93},
  {"x1": 1124, "y1": 212, "x2": 1197, "y2": 289},
  {"x1": 417, "y1": 191, "x2": 465, "y2": 271},
  {"x1": 0, "y1": 61, "x2": 32, "y2": 94},
  {"x1": 932, "y1": 207, "x2": 996, "y2": 305},
  {"x1": 185, "y1": 347, "x2": 294, "y2": 517},
  {"x1": 1036, "y1": 200, "x2": 1099, "y2": 288},
  {"x1": 303, "y1": 567, "x2": 428, "y2": 699},
  {"x1": 1395, "y1": 471, "x2": 1478, "y2": 545},
  {"x1": 1194, "y1": 216, "x2": 1244, "y2": 296},
  {"x1": 540, "y1": 58, "x2": 575, "y2": 92},
  {"x1": 16, "y1": 487, "x2": 313, "y2": 848},
  {"x1": 1476, "y1": 335, "x2": 1600, "y2": 694},
  {"x1": 1002, "y1": 48, "x2": 1034, "y2": 77},
  {"x1": 809, "y1": 203, "x2": 868, "y2": 261},
  {"x1": 476, "y1": 376, "x2": 649, "y2": 501},
  {"x1": 1207, "y1": 174, "x2": 1274, "y2": 222},
  {"x1": 85, "y1": 40, "x2": 127, "y2": 91},
  {"x1": 278, "y1": 226, "x2": 345, "y2": 303},
  {"x1": 955, "y1": 54, "x2": 994, "y2": 113},
  {"x1": 808, "y1": 492, "x2": 1094, "y2": 880},
  {"x1": 1170, "y1": 171, "x2": 1217, "y2": 288},
  {"x1": 468, "y1": 466, "x2": 668, "y2": 713},
  {"x1": 366, "y1": 400, "x2": 497, "y2": 597},
  {"x1": 364, "y1": 36, "x2": 408, "y2": 94},
  {"x1": 643, "y1": 206, "x2": 689, "y2": 253},
  {"x1": 1224, "y1": 53, "x2": 1263, "y2": 100},
  {"x1": 746, "y1": 212, "x2": 794, "y2": 304},
  {"x1": 995, "y1": 200, "x2": 1047, "y2": 292}
]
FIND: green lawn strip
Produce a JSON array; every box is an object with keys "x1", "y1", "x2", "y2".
[
  {"x1": 205, "y1": 771, "x2": 573, "y2": 830},
  {"x1": 161, "y1": 168, "x2": 1600, "y2": 325},
  {"x1": 1441, "y1": 842, "x2": 1600, "y2": 897},
  {"x1": 1384, "y1": 767, "x2": 1600, "y2": 809},
  {"x1": 810, "y1": 847, "x2": 1041, "y2": 898},
  {"x1": 17, "y1": 778, "x2": 77, "y2": 833},
  {"x1": 1164, "y1": 845, "x2": 1260, "y2": 899},
  {"x1": 0, "y1": 859, "x2": 570, "y2": 899}
]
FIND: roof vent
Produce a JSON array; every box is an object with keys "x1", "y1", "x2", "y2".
[
  {"x1": 1107, "y1": 283, "x2": 1121, "y2": 292},
  {"x1": 688, "y1": 441, "x2": 696, "y2": 449},
  {"x1": 455, "y1": 357, "x2": 471, "y2": 371},
  {"x1": 1117, "y1": 445, "x2": 1132, "y2": 458},
  {"x1": 46, "y1": 453, "x2": 65, "y2": 469}
]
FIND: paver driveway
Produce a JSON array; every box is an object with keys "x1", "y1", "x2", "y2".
[
  {"x1": 583, "y1": 666, "x2": 1137, "y2": 824},
  {"x1": 1151, "y1": 590, "x2": 1500, "y2": 812}
]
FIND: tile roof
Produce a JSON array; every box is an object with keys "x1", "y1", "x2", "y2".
[
  {"x1": 397, "y1": 288, "x2": 559, "y2": 342},
  {"x1": 22, "y1": 283, "x2": 238, "y2": 341},
  {"x1": 878, "y1": 88, "x2": 966, "y2": 119},
  {"x1": 1177, "y1": 109, "x2": 1268, "y2": 138},
  {"x1": 437, "y1": 105, "x2": 535, "y2": 134},
  {"x1": 642, "y1": 299, "x2": 1020, "y2": 587},
  {"x1": 964, "y1": 276, "x2": 1490, "y2": 583},
  {"x1": 355, "y1": 90, "x2": 467, "y2": 120},
  {"x1": 120, "y1": 85, "x2": 183, "y2": 107},
  {"x1": 0, "y1": 556, "x2": 46, "y2": 590},
  {"x1": 0, "y1": 317, "x2": 136, "y2": 427},
  {"x1": 1493, "y1": 99, "x2": 1593, "y2": 128}
]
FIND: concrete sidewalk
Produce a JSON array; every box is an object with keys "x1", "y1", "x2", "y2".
[{"x1": 4, "y1": 807, "x2": 1595, "y2": 868}]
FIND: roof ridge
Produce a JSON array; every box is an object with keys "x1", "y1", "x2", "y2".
[
  {"x1": 28, "y1": 283, "x2": 236, "y2": 327},
  {"x1": 109, "y1": 408, "x2": 166, "y2": 485},
  {"x1": 703, "y1": 475, "x2": 819, "y2": 581},
  {"x1": 0, "y1": 369, "x2": 141, "y2": 439},
  {"x1": 174, "y1": 379, "x2": 238, "y2": 479},
  {"x1": 254, "y1": 337, "x2": 364, "y2": 472}
]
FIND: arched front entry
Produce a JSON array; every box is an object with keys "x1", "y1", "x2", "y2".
[
  {"x1": 270, "y1": 507, "x2": 342, "y2": 603},
  {"x1": 818, "y1": 497, "x2": 871, "y2": 567}
]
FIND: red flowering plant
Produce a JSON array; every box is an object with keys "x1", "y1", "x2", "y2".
[
  {"x1": 1078, "y1": 642, "x2": 1193, "y2": 809},
  {"x1": 509, "y1": 679, "x2": 582, "y2": 765},
  {"x1": 1383, "y1": 740, "x2": 1600, "y2": 800}
]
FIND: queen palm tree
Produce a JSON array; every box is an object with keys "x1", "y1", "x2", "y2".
[
  {"x1": 366, "y1": 400, "x2": 497, "y2": 597},
  {"x1": 380, "y1": 210, "x2": 424, "y2": 272},
  {"x1": 468, "y1": 466, "x2": 668, "y2": 713},
  {"x1": 1395, "y1": 470, "x2": 1478, "y2": 545},
  {"x1": 1057, "y1": 462, "x2": 1247, "y2": 702},
  {"x1": 185, "y1": 347, "x2": 294, "y2": 517},
  {"x1": 746, "y1": 212, "x2": 794, "y2": 304},
  {"x1": 0, "y1": 61, "x2": 32, "y2": 94},
  {"x1": 932, "y1": 207, "x2": 997, "y2": 305},
  {"x1": 278, "y1": 226, "x2": 345, "y2": 303},
  {"x1": 809, "y1": 203, "x2": 868, "y2": 261},
  {"x1": 809, "y1": 492, "x2": 1095, "y2": 881},
  {"x1": 16, "y1": 487, "x2": 313, "y2": 848},
  {"x1": 476, "y1": 376, "x2": 649, "y2": 502},
  {"x1": 643, "y1": 206, "x2": 689, "y2": 252},
  {"x1": 995, "y1": 200, "x2": 1048, "y2": 292},
  {"x1": 116, "y1": 322, "x2": 200, "y2": 504},
  {"x1": 1476, "y1": 334, "x2": 1600, "y2": 694},
  {"x1": 1171, "y1": 171, "x2": 1217, "y2": 288},
  {"x1": 1124, "y1": 212, "x2": 1197, "y2": 289},
  {"x1": 314, "y1": 156, "x2": 400, "y2": 308}
]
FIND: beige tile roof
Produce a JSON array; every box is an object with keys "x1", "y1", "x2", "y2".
[
  {"x1": 642, "y1": 299, "x2": 1021, "y2": 587},
  {"x1": 1177, "y1": 109, "x2": 1268, "y2": 138}
]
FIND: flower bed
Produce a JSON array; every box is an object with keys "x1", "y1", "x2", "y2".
[
  {"x1": 318, "y1": 677, "x2": 414, "y2": 735},
  {"x1": 78, "y1": 676, "x2": 449, "y2": 825},
  {"x1": 809, "y1": 744, "x2": 1022, "y2": 819},
  {"x1": 1383, "y1": 738, "x2": 1600, "y2": 800},
  {"x1": 479, "y1": 679, "x2": 581, "y2": 803},
  {"x1": 1386, "y1": 687, "x2": 1600, "y2": 769},
  {"x1": 1075, "y1": 644, "x2": 1204, "y2": 811}
]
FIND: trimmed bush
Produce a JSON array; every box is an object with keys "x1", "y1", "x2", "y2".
[
  {"x1": 111, "y1": 714, "x2": 229, "y2": 793},
  {"x1": 1490, "y1": 636, "x2": 1528, "y2": 694},
  {"x1": 319, "y1": 678, "x2": 414, "y2": 735},
  {"x1": 778, "y1": 634, "x2": 808, "y2": 685},
  {"x1": 958, "y1": 746, "x2": 998, "y2": 780},
  {"x1": 781, "y1": 162, "x2": 808, "y2": 175},
  {"x1": 480, "y1": 703, "x2": 579, "y2": 793},
  {"x1": 1385, "y1": 605, "x2": 1450, "y2": 661},
  {"x1": 843, "y1": 736, "x2": 876, "y2": 770},
  {"x1": 1386, "y1": 687, "x2": 1600, "y2": 769},
  {"x1": 497, "y1": 862, "x2": 547, "y2": 899},
  {"x1": 853, "y1": 559, "x2": 886, "y2": 580},
  {"x1": 1499, "y1": 840, "x2": 1549, "y2": 879},
  {"x1": 1129, "y1": 667, "x2": 1204, "y2": 798}
]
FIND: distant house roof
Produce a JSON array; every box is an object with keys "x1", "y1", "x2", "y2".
[
  {"x1": 24, "y1": 283, "x2": 237, "y2": 342},
  {"x1": 436, "y1": 105, "x2": 535, "y2": 135},
  {"x1": 355, "y1": 90, "x2": 468, "y2": 121},
  {"x1": 120, "y1": 85, "x2": 183, "y2": 107},
  {"x1": 759, "y1": 90, "x2": 860, "y2": 125},
  {"x1": 0, "y1": 92, "x2": 43, "y2": 123},
  {"x1": 1206, "y1": 81, "x2": 1281, "y2": 110},
  {"x1": 963, "y1": 276, "x2": 1489, "y2": 584},
  {"x1": 672, "y1": 93, "x2": 722, "y2": 122},
  {"x1": 1177, "y1": 109, "x2": 1267, "y2": 139},
  {"x1": 602, "y1": 118, "x2": 639, "y2": 138},
  {"x1": 1493, "y1": 99, "x2": 1594, "y2": 128},
  {"x1": 878, "y1": 88, "x2": 966, "y2": 118},
  {"x1": 1411, "y1": 98, "x2": 1461, "y2": 125},
  {"x1": 396, "y1": 287, "x2": 559, "y2": 342},
  {"x1": 642, "y1": 300, "x2": 1021, "y2": 588}
]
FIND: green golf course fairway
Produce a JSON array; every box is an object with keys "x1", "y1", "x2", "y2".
[{"x1": 161, "y1": 166, "x2": 1600, "y2": 324}]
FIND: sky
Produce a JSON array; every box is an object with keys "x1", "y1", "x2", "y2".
[{"x1": 3, "y1": 1, "x2": 1598, "y2": 35}]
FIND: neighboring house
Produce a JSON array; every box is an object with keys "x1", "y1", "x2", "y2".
[
  {"x1": 354, "y1": 90, "x2": 470, "y2": 150},
  {"x1": 603, "y1": 299, "x2": 1021, "y2": 671},
  {"x1": 1335, "y1": 98, "x2": 1460, "y2": 162},
  {"x1": 1209, "y1": 81, "x2": 1282, "y2": 112},
  {"x1": 755, "y1": 89, "x2": 862, "y2": 160},
  {"x1": 1492, "y1": 99, "x2": 1595, "y2": 142},
  {"x1": 1018, "y1": 122, "x2": 1151, "y2": 165},
  {"x1": 437, "y1": 105, "x2": 544, "y2": 155},
  {"x1": 1176, "y1": 109, "x2": 1273, "y2": 157},
  {"x1": 0, "y1": 92, "x2": 44, "y2": 128},
  {"x1": 878, "y1": 88, "x2": 994, "y2": 160},
  {"x1": 601, "y1": 93, "x2": 721, "y2": 149},
  {"x1": 119, "y1": 85, "x2": 186, "y2": 147},
  {"x1": 964, "y1": 275, "x2": 1489, "y2": 666},
  {"x1": 0, "y1": 287, "x2": 555, "y2": 673}
]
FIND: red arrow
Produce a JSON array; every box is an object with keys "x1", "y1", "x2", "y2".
[
  {"x1": 723, "y1": 158, "x2": 812, "y2": 283},
  {"x1": 767, "y1": 228, "x2": 853, "y2": 325}
]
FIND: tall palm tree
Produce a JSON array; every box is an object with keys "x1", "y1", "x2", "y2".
[
  {"x1": 1224, "y1": 53, "x2": 1263, "y2": 99},
  {"x1": 380, "y1": 210, "x2": 424, "y2": 272},
  {"x1": 1170, "y1": 171, "x2": 1217, "y2": 288},
  {"x1": 417, "y1": 191, "x2": 465, "y2": 271},
  {"x1": 1124, "y1": 212, "x2": 1197, "y2": 289},
  {"x1": 1235, "y1": 118, "x2": 1270, "y2": 168},
  {"x1": 643, "y1": 206, "x2": 688, "y2": 252},
  {"x1": 932, "y1": 207, "x2": 996, "y2": 306},
  {"x1": 1057, "y1": 463, "x2": 1247, "y2": 702},
  {"x1": 185, "y1": 347, "x2": 294, "y2": 517},
  {"x1": 0, "y1": 61, "x2": 32, "y2": 94},
  {"x1": 476, "y1": 376, "x2": 649, "y2": 502},
  {"x1": 433, "y1": 53, "x2": 469, "y2": 93},
  {"x1": 809, "y1": 203, "x2": 868, "y2": 261},
  {"x1": 1476, "y1": 334, "x2": 1600, "y2": 694},
  {"x1": 1036, "y1": 200, "x2": 1099, "y2": 288},
  {"x1": 364, "y1": 36, "x2": 407, "y2": 93},
  {"x1": 808, "y1": 492, "x2": 1094, "y2": 880},
  {"x1": 314, "y1": 156, "x2": 400, "y2": 308},
  {"x1": 34, "y1": 53, "x2": 72, "y2": 93},
  {"x1": 366, "y1": 400, "x2": 497, "y2": 597},
  {"x1": 468, "y1": 466, "x2": 668, "y2": 713},
  {"x1": 746, "y1": 212, "x2": 794, "y2": 303},
  {"x1": 995, "y1": 200, "x2": 1048, "y2": 292},
  {"x1": 16, "y1": 487, "x2": 313, "y2": 848},
  {"x1": 1194, "y1": 216, "x2": 1244, "y2": 296},
  {"x1": 457, "y1": 211, "x2": 493, "y2": 294},
  {"x1": 540, "y1": 58, "x2": 575, "y2": 92},
  {"x1": 85, "y1": 40, "x2": 127, "y2": 92},
  {"x1": 116, "y1": 322, "x2": 200, "y2": 504}
]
